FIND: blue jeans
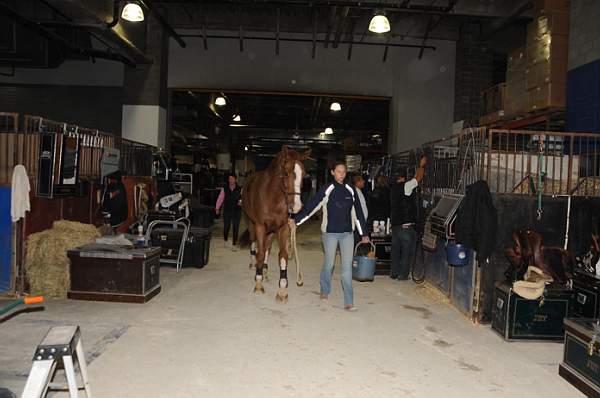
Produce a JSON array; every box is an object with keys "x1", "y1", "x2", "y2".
[
  {"x1": 321, "y1": 232, "x2": 354, "y2": 306},
  {"x1": 391, "y1": 226, "x2": 417, "y2": 279}
]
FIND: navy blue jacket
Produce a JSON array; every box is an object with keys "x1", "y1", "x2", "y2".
[{"x1": 294, "y1": 181, "x2": 368, "y2": 236}]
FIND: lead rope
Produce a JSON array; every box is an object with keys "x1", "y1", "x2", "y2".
[
  {"x1": 537, "y1": 137, "x2": 545, "y2": 220},
  {"x1": 289, "y1": 219, "x2": 304, "y2": 286}
]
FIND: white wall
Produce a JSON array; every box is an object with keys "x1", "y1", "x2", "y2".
[
  {"x1": 122, "y1": 105, "x2": 167, "y2": 148},
  {"x1": 169, "y1": 32, "x2": 455, "y2": 153}
]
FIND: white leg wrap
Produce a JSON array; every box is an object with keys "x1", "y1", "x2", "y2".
[
  {"x1": 279, "y1": 258, "x2": 288, "y2": 288},
  {"x1": 250, "y1": 243, "x2": 258, "y2": 265}
]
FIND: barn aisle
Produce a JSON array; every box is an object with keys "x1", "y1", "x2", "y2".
[{"x1": 1, "y1": 220, "x2": 580, "y2": 397}]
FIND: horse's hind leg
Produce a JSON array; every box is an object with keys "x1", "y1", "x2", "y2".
[
  {"x1": 254, "y1": 224, "x2": 266, "y2": 294},
  {"x1": 249, "y1": 221, "x2": 257, "y2": 269},
  {"x1": 275, "y1": 225, "x2": 290, "y2": 303}
]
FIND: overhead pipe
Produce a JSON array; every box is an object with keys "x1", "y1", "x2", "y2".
[
  {"x1": 180, "y1": 33, "x2": 437, "y2": 52},
  {"x1": 35, "y1": 0, "x2": 151, "y2": 64},
  {"x1": 37, "y1": 0, "x2": 119, "y2": 29},
  {"x1": 137, "y1": 0, "x2": 187, "y2": 48}
]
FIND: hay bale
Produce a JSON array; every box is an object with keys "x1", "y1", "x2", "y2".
[{"x1": 25, "y1": 220, "x2": 100, "y2": 298}]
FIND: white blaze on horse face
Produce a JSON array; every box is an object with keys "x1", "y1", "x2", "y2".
[
  {"x1": 280, "y1": 258, "x2": 288, "y2": 288},
  {"x1": 293, "y1": 163, "x2": 303, "y2": 213}
]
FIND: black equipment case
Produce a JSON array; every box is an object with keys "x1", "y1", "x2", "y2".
[
  {"x1": 560, "y1": 318, "x2": 600, "y2": 397},
  {"x1": 571, "y1": 271, "x2": 600, "y2": 319},
  {"x1": 370, "y1": 235, "x2": 392, "y2": 275},
  {"x1": 491, "y1": 281, "x2": 572, "y2": 341},
  {"x1": 150, "y1": 227, "x2": 211, "y2": 268}
]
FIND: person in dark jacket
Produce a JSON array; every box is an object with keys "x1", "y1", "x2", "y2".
[
  {"x1": 455, "y1": 180, "x2": 498, "y2": 262},
  {"x1": 292, "y1": 162, "x2": 369, "y2": 311},
  {"x1": 101, "y1": 170, "x2": 128, "y2": 230},
  {"x1": 369, "y1": 175, "x2": 391, "y2": 225},
  {"x1": 390, "y1": 163, "x2": 425, "y2": 280},
  {"x1": 215, "y1": 174, "x2": 243, "y2": 250}
]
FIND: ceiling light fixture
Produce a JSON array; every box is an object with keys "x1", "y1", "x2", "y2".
[
  {"x1": 233, "y1": 114, "x2": 241, "y2": 122},
  {"x1": 324, "y1": 127, "x2": 334, "y2": 135},
  {"x1": 369, "y1": 12, "x2": 390, "y2": 34},
  {"x1": 121, "y1": 2, "x2": 145, "y2": 22},
  {"x1": 245, "y1": 145, "x2": 249, "y2": 151},
  {"x1": 215, "y1": 96, "x2": 226, "y2": 106},
  {"x1": 330, "y1": 102, "x2": 341, "y2": 112}
]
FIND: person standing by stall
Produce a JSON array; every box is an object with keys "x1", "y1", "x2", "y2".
[
  {"x1": 390, "y1": 159, "x2": 426, "y2": 280},
  {"x1": 353, "y1": 175, "x2": 369, "y2": 222},
  {"x1": 215, "y1": 174, "x2": 242, "y2": 251},
  {"x1": 292, "y1": 162, "x2": 369, "y2": 311}
]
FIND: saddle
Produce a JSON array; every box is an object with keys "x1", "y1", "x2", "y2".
[{"x1": 505, "y1": 229, "x2": 573, "y2": 291}]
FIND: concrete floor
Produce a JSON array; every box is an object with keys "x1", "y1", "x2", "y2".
[{"x1": 0, "y1": 220, "x2": 582, "y2": 397}]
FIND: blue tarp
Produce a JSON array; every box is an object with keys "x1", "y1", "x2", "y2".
[{"x1": 0, "y1": 187, "x2": 12, "y2": 292}]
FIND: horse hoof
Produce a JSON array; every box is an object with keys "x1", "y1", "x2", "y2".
[
  {"x1": 296, "y1": 282, "x2": 304, "y2": 287},
  {"x1": 275, "y1": 289, "x2": 288, "y2": 303}
]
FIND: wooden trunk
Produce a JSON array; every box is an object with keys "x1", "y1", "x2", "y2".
[
  {"x1": 560, "y1": 318, "x2": 600, "y2": 397},
  {"x1": 68, "y1": 245, "x2": 161, "y2": 303}
]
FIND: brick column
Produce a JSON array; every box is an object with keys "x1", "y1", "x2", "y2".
[
  {"x1": 453, "y1": 23, "x2": 494, "y2": 126},
  {"x1": 121, "y1": 16, "x2": 169, "y2": 148}
]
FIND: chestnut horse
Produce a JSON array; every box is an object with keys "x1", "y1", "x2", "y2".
[{"x1": 242, "y1": 145, "x2": 311, "y2": 302}]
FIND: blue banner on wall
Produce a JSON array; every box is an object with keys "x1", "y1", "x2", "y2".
[
  {"x1": 566, "y1": 59, "x2": 600, "y2": 132},
  {"x1": 0, "y1": 188, "x2": 12, "y2": 292}
]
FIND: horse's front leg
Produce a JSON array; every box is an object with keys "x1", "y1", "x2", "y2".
[
  {"x1": 275, "y1": 225, "x2": 290, "y2": 303},
  {"x1": 254, "y1": 225, "x2": 266, "y2": 294}
]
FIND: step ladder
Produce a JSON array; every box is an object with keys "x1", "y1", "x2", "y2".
[{"x1": 22, "y1": 326, "x2": 91, "y2": 398}]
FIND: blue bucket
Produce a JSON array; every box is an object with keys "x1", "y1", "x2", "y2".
[
  {"x1": 446, "y1": 242, "x2": 470, "y2": 266},
  {"x1": 352, "y1": 242, "x2": 377, "y2": 282}
]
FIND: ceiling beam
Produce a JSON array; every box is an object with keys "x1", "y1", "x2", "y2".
[
  {"x1": 332, "y1": 6, "x2": 350, "y2": 49},
  {"x1": 201, "y1": 5, "x2": 208, "y2": 49},
  {"x1": 137, "y1": 0, "x2": 187, "y2": 48},
  {"x1": 346, "y1": 17, "x2": 356, "y2": 60},
  {"x1": 275, "y1": 7, "x2": 280, "y2": 55},
  {"x1": 323, "y1": 6, "x2": 337, "y2": 48},
  {"x1": 311, "y1": 7, "x2": 317, "y2": 58}
]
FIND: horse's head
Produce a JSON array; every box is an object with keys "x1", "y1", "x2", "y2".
[{"x1": 275, "y1": 145, "x2": 312, "y2": 214}]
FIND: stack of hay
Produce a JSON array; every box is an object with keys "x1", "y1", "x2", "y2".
[{"x1": 25, "y1": 220, "x2": 100, "y2": 298}]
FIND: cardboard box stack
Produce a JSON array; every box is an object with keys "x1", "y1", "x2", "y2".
[
  {"x1": 480, "y1": 83, "x2": 506, "y2": 125},
  {"x1": 525, "y1": 0, "x2": 569, "y2": 111},
  {"x1": 505, "y1": 47, "x2": 528, "y2": 117}
]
